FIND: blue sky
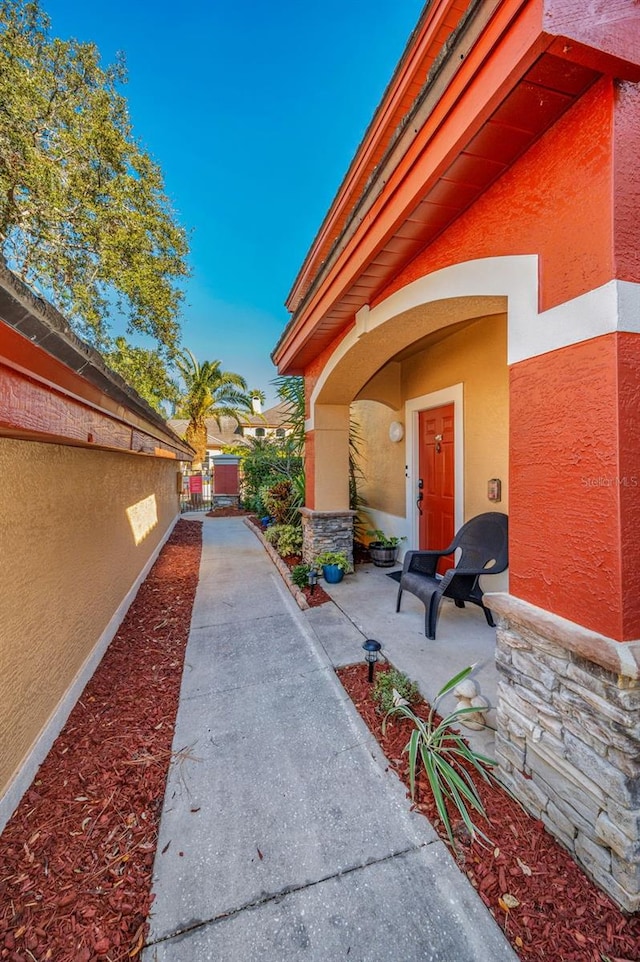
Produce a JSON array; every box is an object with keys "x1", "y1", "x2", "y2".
[{"x1": 44, "y1": 0, "x2": 425, "y2": 403}]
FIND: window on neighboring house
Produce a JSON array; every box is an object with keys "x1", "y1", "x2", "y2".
[
  {"x1": 255, "y1": 427, "x2": 266, "y2": 437},
  {"x1": 275, "y1": 428, "x2": 285, "y2": 437}
]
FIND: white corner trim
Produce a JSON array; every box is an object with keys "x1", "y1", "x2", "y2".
[
  {"x1": 308, "y1": 256, "x2": 640, "y2": 423},
  {"x1": 366, "y1": 255, "x2": 537, "y2": 331},
  {"x1": 355, "y1": 303, "x2": 371, "y2": 337},
  {"x1": 405, "y1": 385, "x2": 464, "y2": 550},
  {"x1": 510, "y1": 279, "x2": 640, "y2": 365},
  {"x1": 309, "y1": 256, "x2": 538, "y2": 423},
  {"x1": 0, "y1": 513, "x2": 181, "y2": 835}
]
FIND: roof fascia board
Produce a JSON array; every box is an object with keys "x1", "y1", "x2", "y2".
[{"x1": 286, "y1": 0, "x2": 475, "y2": 312}]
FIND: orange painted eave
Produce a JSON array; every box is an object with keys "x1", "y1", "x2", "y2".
[{"x1": 275, "y1": 0, "x2": 640, "y2": 376}]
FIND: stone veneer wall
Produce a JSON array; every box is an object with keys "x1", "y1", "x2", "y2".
[
  {"x1": 487, "y1": 593, "x2": 640, "y2": 913},
  {"x1": 300, "y1": 508, "x2": 356, "y2": 569}
]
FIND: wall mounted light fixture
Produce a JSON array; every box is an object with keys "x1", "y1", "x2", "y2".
[{"x1": 389, "y1": 421, "x2": 404, "y2": 442}]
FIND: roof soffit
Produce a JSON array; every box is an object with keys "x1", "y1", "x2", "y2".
[{"x1": 285, "y1": 0, "x2": 475, "y2": 314}]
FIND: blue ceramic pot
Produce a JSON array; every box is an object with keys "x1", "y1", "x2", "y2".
[{"x1": 322, "y1": 563, "x2": 344, "y2": 584}]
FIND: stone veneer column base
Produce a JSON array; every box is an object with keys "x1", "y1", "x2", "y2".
[
  {"x1": 299, "y1": 508, "x2": 356, "y2": 569},
  {"x1": 485, "y1": 593, "x2": 640, "y2": 913}
]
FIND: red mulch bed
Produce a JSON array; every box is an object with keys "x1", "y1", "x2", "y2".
[
  {"x1": 0, "y1": 520, "x2": 202, "y2": 962},
  {"x1": 205, "y1": 506, "x2": 252, "y2": 517},
  {"x1": 337, "y1": 663, "x2": 640, "y2": 962}
]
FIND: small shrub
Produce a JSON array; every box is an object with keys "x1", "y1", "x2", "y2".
[
  {"x1": 277, "y1": 524, "x2": 303, "y2": 557},
  {"x1": 263, "y1": 480, "x2": 296, "y2": 524},
  {"x1": 291, "y1": 563, "x2": 312, "y2": 589},
  {"x1": 264, "y1": 525, "x2": 281, "y2": 546},
  {"x1": 315, "y1": 550, "x2": 350, "y2": 573},
  {"x1": 366, "y1": 528, "x2": 406, "y2": 547},
  {"x1": 264, "y1": 523, "x2": 303, "y2": 557},
  {"x1": 372, "y1": 668, "x2": 420, "y2": 715}
]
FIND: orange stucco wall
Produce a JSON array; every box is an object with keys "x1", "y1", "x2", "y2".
[
  {"x1": 617, "y1": 333, "x2": 640, "y2": 639},
  {"x1": 613, "y1": 81, "x2": 640, "y2": 283},
  {"x1": 299, "y1": 67, "x2": 640, "y2": 640},
  {"x1": 374, "y1": 78, "x2": 616, "y2": 313},
  {"x1": 510, "y1": 333, "x2": 640, "y2": 641}
]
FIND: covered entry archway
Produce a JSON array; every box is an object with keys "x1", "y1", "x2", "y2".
[{"x1": 303, "y1": 258, "x2": 515, "y2": 564}]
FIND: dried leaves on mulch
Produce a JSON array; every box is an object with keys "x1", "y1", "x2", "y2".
[
  {"x1": 0, "y1": 519, "x2": 202, "y2": 962},
  {"x1": 337, "y1": 663, "x2": 640, "y2": 962}
]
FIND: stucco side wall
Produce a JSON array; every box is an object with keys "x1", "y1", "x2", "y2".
[
  {"x1": 354, "y1": 315, "x2": 508, "y2": 527},
  {"x1": 352, "y1": 401, "x2": 406, "y2": 520},
  {"x1": 0, "y1": 439, "x2": 180, "y2": 799}
]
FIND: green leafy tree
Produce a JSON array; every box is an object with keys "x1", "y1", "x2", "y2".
[
  {"x1": 235, "y1": 376, "x2": 305, "y2": 515},
  {"x1": 103, "y1": 337, "x2": 180, "y2": 415},
  {"x1": 175, "y1": 349, "x2": 251, "y2": 466},
  {"x1": 249, "y1": 388, "x2": 265, "y2": 407},
  {"x1": 0, "y1": 0, "x2": 189, "y2": 352}
]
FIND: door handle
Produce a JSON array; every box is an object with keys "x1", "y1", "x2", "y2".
[{"x1": 416, "y1": 491, "x2": 423, "y2": 516}]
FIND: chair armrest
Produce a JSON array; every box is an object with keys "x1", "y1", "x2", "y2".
[{"x1": 402, "y1": 550, "x2": 441, "y2": 577}]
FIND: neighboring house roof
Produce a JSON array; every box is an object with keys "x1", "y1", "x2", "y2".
[
  {"x1": 167, "y1": 418, "x2": 247, "y2": 450},
  {"x1": 245, "y1": 401, "x2": 293, "y2": 428},
  {"x1": 0, "y1": 262, "x2": 194, "y2": 461},
  {"x1": 168, "y1": 403, "x2": 293, "y2": 450}
]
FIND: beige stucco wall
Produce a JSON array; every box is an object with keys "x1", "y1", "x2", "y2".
[
  {"x1": 353, "y1": 402, "x2": 406, "y2": 519},
  {"x1": 0, "y1": 439, "x2": 181, "y2": 799},
  {"x1": 353, "y1": 314, "x2": 509, "y2": 525}
]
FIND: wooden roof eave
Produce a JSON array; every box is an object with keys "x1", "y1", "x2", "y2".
[{"x1": 274, "y1": 0, "x2": 536, "y2": 372}]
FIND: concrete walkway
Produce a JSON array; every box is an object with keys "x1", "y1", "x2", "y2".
[{"x1": 142, "y1": 518, "x2": 517, "y2": 961}]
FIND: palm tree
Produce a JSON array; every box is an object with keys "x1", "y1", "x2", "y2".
[{"x1": 175, "y1": 349, "x2": 251, "y2": 466}]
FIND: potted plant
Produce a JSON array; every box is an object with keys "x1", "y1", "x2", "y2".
[
  {"x1": 315, "y1": 551, "x2": 350, "y2": 584},
  {"x1": 366, "y1": 529, "x2": 406, "y2": 567}
]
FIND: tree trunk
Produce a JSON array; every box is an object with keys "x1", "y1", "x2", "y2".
[{"x1": 185, "y1": 421, "x2": 207, "y2": 468}]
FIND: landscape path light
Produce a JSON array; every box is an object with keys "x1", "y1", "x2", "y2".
[
  {"x1": 307, "y1": 568, "x2": 318, "y2": 594},
  {"x1": 362, "y1": 638, "x2": 382, "y2": 683}
]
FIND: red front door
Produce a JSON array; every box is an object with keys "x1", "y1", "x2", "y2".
[{"x1": 418, "y1": 404, "x2": 455, "y2": 575}]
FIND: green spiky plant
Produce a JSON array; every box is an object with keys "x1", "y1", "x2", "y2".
[{"x1": 383, "y1": 666, "x2": 495, "y2": 850}]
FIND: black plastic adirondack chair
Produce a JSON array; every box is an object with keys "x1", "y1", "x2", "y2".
[{"x1": 395, "y1": 512, "x2": 508, "y2": 639}]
